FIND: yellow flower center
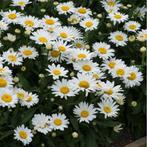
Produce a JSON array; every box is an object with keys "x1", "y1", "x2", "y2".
[
  {"x1": 77, "y1": 53, "x2": 87, "y2": 59},
  {"x1": 114, "y1": 14, "x2": 122, "y2": 19},
  {"x1": 103, "y1": 106, "x2": 112, "y2": 113},
  {"x1": 1, "y1": 94, "x2": 12, "y2": 103},
  {"x1": 61, "y1": 5, "x2": 70, "y2": 11},
  {"x1": 26, "y1": 96, "x2": 32, "y2": 102},
  {"x1": 116, "y1": 69, "x2": 125, "y2": 76},
  {"x1": 24, "y1": 20, "x2": 34, "y2": 27},
  {"x1": 23, "y1": 49, "x2": 33, "y2": 56},
  {"x1": 98, "y1": 47, "x2": 107, "y2": 54},
  {"x1": 52, "y1": 69, "x2": 61, "y2": 75},
  {"x1": 19, "y1": 131, "x2": 28, "y2": 139},
  {"x1": 45, "y1": 19, "x2": 55, "y2": 25},
  {"x1": 58, "y1": 46, "x2": 66, "y2": 52},
  {"x1": 8, "y1": 13, "x2": 17, "y2": 19},
  {"x1": 143, "y1": 34, "x2": 147, "y2": 39},
  {"x1": 108, "y1": 61, "x2": 116, "y2": 69},
  {"x1": 8, "y1": 55, "x2": 17, "y2": 62},
  {"x1": 107, "y1": 1, "x2": 115, "y2": 6},
  {"x1": 18, "y1": 1, "x2": 25, "y2": 6},
  {"x1": 17, "y1": 92, "x2": 25, "y2": 99},
  {"x1": 85, "y1": 21, "x2": 93, "y2": 27},
  {"x1": 78, "y1": 8, "x2": 87, "y2": 14},
  {"x1": 104, "y1": 89, "x2": 113, "y2": 95},
  {"x1": 38, "y1": 37, "x2": 48, "y2": 43},
  {"x1": 80, "y1": 110, "x2": 89, "y2": 118},
  {"x1": 93, "y1": 73, "x2": 99, "y2": 80},
  {"x1": 50, "y1": 50, "x2": 60, "y2": 57},
  {"x1": 60, "y1": 32, "x2": 68, "y2": 38},
  {"x1": 79, "y1": 80, "x2": 89, "y2": 89},
  {"x1": 60, "y1": 86, "x2": 70, "y2": 94},
  {"x1": 127, "y1": 72, "x2": 137, "y2": 80},
  {"x1": 0, "y1": 68, "x2": 4, "y2": 73},
  {"x1": 54, "y1": 118, "x2": 62, "y2": 126},
  {"x1": 129, "y1": 25, "x2": 137, "y2": 30},
  {"x1": 76, "y1": 43, "x2": 83, "y2": 48},
  {"x1": 82, "y1": 65, "x2": 92, "y2": 71},
  {"x1": 115, "y1": 35, "x2": 124, "y2": 41},
  {"x1": 0, "y1": 78, "x2": 7, "y2": 87}
]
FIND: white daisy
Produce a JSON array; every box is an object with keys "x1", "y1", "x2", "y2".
[
  {"x1": 73, "y1": 39, "x2": 88, "y2": 49},
  {"x1": 0, "y1": 20, "x2": 9, "y2": 31},
  {"x1": 80, "y1": 18, "x2": 99, "y2": 31},
  {"x1": 32, "y1": 113, "x2": 52, "y2": 134},
  {"x1": 75, "y1": 7, "x2": 92, "y2": 18},
  {"x1": 19, "y1": 45, "x2": 38, "y2": 59},
  {"x1": 109, "y1": 31, "x2": 128, "y2": 47},
  {"x1": 124, "y1": 21, "x2": 141, "y2": 32},
  {"x1": 73, "y1": 102, "x2": 98, "y2": 123},
  {"x1": 14, "y1": 125, "x2": 33, "y2": 145},
  {"x1": 137, "y1": 29, "x2": 147, "y2": 42},
  {"x1": 92, "y1": 42, "x2": 114, "y2": 59},
  {"x1": 0, "y1": 64, "x2": 12, "y2": 76},
  {"x1": 51, "y1": 79, "x2": 76, "y2": 99},
  {"x1": 0, "y1": 76, "x2": 13, "y2": 89},
  {"x1": 98, "y1": 98, "x2": 119, "y2": 118},
  {"x1": 46, "y1": 63, "x2": 68, "y2": 80},
  {"x1": 49, "y1": 113, "x2": 69, "y2": 131}
]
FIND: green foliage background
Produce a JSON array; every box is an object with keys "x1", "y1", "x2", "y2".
[{"x1": 0, "y1": 0, "x2": 146, "y2": 147}]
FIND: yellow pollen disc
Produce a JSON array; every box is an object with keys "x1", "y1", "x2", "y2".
[
  {"x1": 144, "y1": 34, "x2": 147, "y2": 39},
  {"x1": 61, "y1": 5, "x2": 70, "y2": 11},
  {"x1": 19, "y1": 131, "x2": 28, "y2": 139},
  {"x1": 78, "y1": 8, "x2": 87, "y2": 14},
  {"x1": 116, "y1": 69, "x2": 125, "y2": 76},
  {"x1": 81, "y1": 110, "x2": 89, "y2": 118},
  {"x1": 93, "y1": 73, "x2": 99, "y2": 80},
  {"x1": 24, "y1": 20, "x2": 34, "y2": 27},
  {"x1": 114, "y1": 14, "x2": 122, "y2": 19},
  {"x1": 38, "y1": 37, "x2": 48, "y2": 43},
  {"x1": 0, "y1": 68, "x2": 4, "y2": 72},
  {"x1": 26, "y1": 96, "x2": 32, "y2": 102},
  {"x1": 1, "y1": 94, "x2": 12, "y2": 103},
  {"x1": 18, "y1": 1, "x2": 25, "y2": 6},
  {"x1": 103, "y1": 106, "x2": 112, "y2": 113},
  {"x1": 60, "y1": 32, "x2": 68, "y2": 38},
  {"x1": 76, "y1": 43, "x2": 83, "y2": 48},
  {"x1": 108, "y1": 62, "x2": 116, "y2": 69},
  {"x1": 50, "y1": 50, "x2": 60, "y2": 57},
  {"x1": 8, "y1": 55, "x2": 17, "y2": 62},
  {"x1": 98, "y1": 47, "x2": 107, "y2": 54},
  {"x1": 0, "y1": 78, "x2": 7, "y2": 87},
  {"x1": 129, "y1": 25, "x2": 137, "y2": 30},
  {"x1": 127, "y1": 72, "x2": 137, "y2": 80},
  {"x1": 79, "y1": 81, "x2": 89, "y2": 89},
  {"x1": 115, "y1": 35, "x2": 124, "y2": 41},
  {"x1": 23, "y1": 49, "x2": 32, "y2": 56},
  {"x1": 45, "y1": 19, "x2": 55, "y2": 25},
  {"x1": 107, "y1": 1, "x2": 115, "y2": 6},
  {"x1": 60, "y1": 86, "x2": 70, "y2": 94},
  {"x1": 17, "y1": 92, "x2": 25, "y2": 99},
  {"x1": 77, "y1": 53, "x2": 87, "y2": 59},
  {"x1": 104, "y1": 89, "x2": 113, "y2": 95},
  {"x1": 85, "y1": 21, "x2": 93, "y2": 27},
  {"x1": 52, "y1": 69, "x2": 61, "y2": 75},
  {"x1": 54, "y1": 118, "x2": 62, "y2": 126},
  {"x1": 58, "y1": 46, "x2": 66, "y2": 52},
  {"x1": 82, "y1": 65, "x2": 92, "y2": 71},
  {"x1": 8, "y1": 13, "x2": 17, "y2": 19}
]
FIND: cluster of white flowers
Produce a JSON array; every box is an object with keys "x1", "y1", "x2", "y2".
[{"x1": 0, "y1": 0, "x2": 145, "y2": 145}]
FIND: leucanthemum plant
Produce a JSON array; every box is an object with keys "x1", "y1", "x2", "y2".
[{"x1": 0, "y1": 0, "x2": 145, "y2": 146}]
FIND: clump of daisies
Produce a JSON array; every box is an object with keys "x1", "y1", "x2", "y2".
[{"x1": 0, "y1": 0, "x2": 145, "y2": 146}]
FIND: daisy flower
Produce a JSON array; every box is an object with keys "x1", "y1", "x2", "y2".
[
  {"x1": 73, "y1": 60, "x2": 99, "y2": 74},
  {"x1": 0, "y1": 64, "x2": 12, "y2": 76},
  {"x1": 15, "y1": 88, "x2": 27, "y2": 100},
  {"x1": 19, "y1": 45, "x2": 38, "y2": 59},
  {"x1": 73, "y1": 39, "x2": 88, "y2": 49},
  {"x1": 99, "y1": 81, "x2": 123, "y2": 99},
  {"x1": 92, "y1": 42, "x2": 114, "y2": 59},
  {"x1": 75, "y1": 7, "x2": 92, "y2": 18},
  {"x1": 49, "y1": 113, "x2": 69, "y2": 131},
  {"x1": 80, "y1": 18, "x2": 99, "y2": 31},
  {"x1": 0, "y1": 20, "x2": 9, "y2": 31},
  {"x1": 109, "y1": 31, "x2": 128, "y2": 47},
  {"x1": 0, "y1": 76, "x2": 13, "y2": 89},
  {"x1": 137, "y1": 29, "x2": 147, "y2": 42},
  {"x1": 11, "y1": 0, "x2": 31, "y2": 10},
  {"x1": 56, "y1": 2, "x2": 75, "y2": 15},
  {"x1": 46, "y1": 63, "x2": 68, "y2": 80},
  {"x1": 0, "y1": 88, "x2": 18, "y2": 108},
  {"x1": 70, "y1": 73, "x2": 97, "y2": 96},
  {"x1": 73, "y1": 102, "x2": 98, "y2": 123},
  {"x1": 32, "y1": 113, "x2": 52, "y2": 134},
  {"x1": 124, "y1": 21, "x2": 141, "y2": 32},
  {"x1": 14, "y1": 125, "x2": 33, "y2": 145},
  {"x1": 123, "y1": 66, "x2": 143, "y2": 87},
  {"x1": 51, "y1": 79, "x2": 76, "y2": 99},
  {"x1": 108, "y1": 12, "x2": 128, "y2": 25},
  {"x1": 19, "y1": 15, "x2": 40, "y2": 31},
  {"x1": 2, "y1": 50, "x2": 23, "y2": 66},
  {"x1": 1, "y1": 10, "x2": 22, "y2": 24},
  {"x1": 98, "y1": 98, "x2": 119, "y2": 118}
]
